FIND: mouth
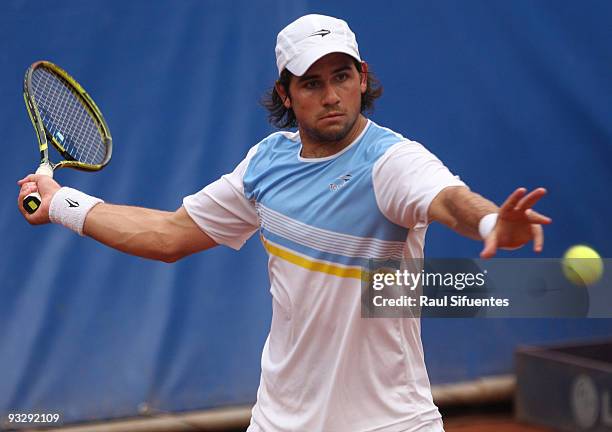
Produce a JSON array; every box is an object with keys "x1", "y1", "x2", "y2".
[{"x1": 320, "y1": 112, "x2": 345, "y2": 120}]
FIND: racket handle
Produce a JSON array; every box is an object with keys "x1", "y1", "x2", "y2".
[
  {"x1": 23, "y1": 192, "x2": 42, "y2": 214},
  {"x1": 22, "y1": 164, "x2": 53, "y2": 215}
]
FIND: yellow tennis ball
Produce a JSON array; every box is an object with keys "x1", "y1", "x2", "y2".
[{"x1": 562, "y1": 245, "x2": 604, "y2": 286}]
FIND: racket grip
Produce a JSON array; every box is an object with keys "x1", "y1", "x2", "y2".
[{"x1": 22, "y1": 164, "x2": 53, "y2": 215}]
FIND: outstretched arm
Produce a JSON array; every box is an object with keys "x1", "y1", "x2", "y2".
[
  {"x1": 428, "y1": 186, "x2": 552, "y2": 258},
  {"x1": 82, "y1": 204, "x2": 217, "y2": 262},
  {"x1": 17, "y1": 174, "x2": 217, "y2": 262}
]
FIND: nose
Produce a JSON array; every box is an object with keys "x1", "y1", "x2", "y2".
[{"x1": 321, "y1": 83, "x2": 341, "y2": 106}]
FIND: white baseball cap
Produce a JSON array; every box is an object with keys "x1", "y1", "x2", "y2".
[{"x1": 275, "y1": 14, "x2": 361, "y2": 76}]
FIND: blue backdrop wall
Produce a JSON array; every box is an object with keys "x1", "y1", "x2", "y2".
[{"x1": 1, "y1": 0, "x2": 611, "y2": 425}]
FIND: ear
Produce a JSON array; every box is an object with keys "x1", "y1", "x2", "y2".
[
  {"x1": 275, "y1": 82, "x2": 291, "y2": 109},
  {"x1": 359, "y1": 62, "x2": 368, "y2": 94}
]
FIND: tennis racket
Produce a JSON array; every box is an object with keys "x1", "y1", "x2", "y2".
[{"x1": 22, "y1": 60, "x2": 112, "y2": 214}]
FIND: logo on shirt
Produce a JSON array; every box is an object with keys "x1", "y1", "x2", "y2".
[{"x1": 329, "y1": 174, "x2": 352, "y2": 192}]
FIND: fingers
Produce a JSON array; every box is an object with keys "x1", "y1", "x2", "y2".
[
  {"x1": 19, "y1": 182, "x2": 38, "y2": 197},
  {"x1": 484, "y1": 186, "x2": 550, "y2": 258},
  {"x1": 524, "y1": 209, "x2": 552, "y2": 225},
  {"x1": 17, "y1": 174, "x2": 37, "y2": 185},
  {"x1": 480, "y1": 231, "x2": 498, "y2": 259},
  {"x1": 516, "y1": 187, "x2": 547, "y2": 211},
  {"x1": 499, "y1": 187, "x2": 527, "y2": 213},
  {"x1": 18, "y1": 182, "x2": 38, "y2": 205},
  {"x1": 532, "y1": 224, "x2": 544, "y2": 253},
  {"x1": 18, "y1": 173, "x2": 61, "y2": 197},
  {"x1": 17, "y1": 172, "x2": 56, "y2": 185},
  {"x1": 500, "y1": 187, "x2": 551, "y2": 224},
  {"x1": 17, "y1": 185, "x2": 33, "y2": 219},
  {"x1": 17, "y1": 173, "x2": 50, "y2": 186}
]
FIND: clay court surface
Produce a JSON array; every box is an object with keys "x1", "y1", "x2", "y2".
[
  {"x1": 441, "y1": 403, "x2": 554, "y2": 432},
  {"x1": 445, "y1": 416, "x2": 552, "y2": 432},
  {"x1": 36, "y1": 403, "x2": 555, "y2": 431}
]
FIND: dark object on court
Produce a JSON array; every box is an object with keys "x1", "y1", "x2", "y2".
[{"x1": 516, "y1": 340, "x2": 612, "y2": 431}]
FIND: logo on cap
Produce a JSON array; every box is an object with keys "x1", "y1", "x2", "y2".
[{"x1": 308, "y1": 29, "x2": 331, "y2": 38}]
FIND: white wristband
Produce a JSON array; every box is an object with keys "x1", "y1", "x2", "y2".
[
  {"x1": 478, "y1": 213, "x2": 498, "y2": 240},
  {"x1": 49, "y1": 187, "x2": 103, "y2": 236}
]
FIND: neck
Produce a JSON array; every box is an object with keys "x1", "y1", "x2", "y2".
[{"x1": 299, "y1": 115, "x2": 367, "y2": 159}]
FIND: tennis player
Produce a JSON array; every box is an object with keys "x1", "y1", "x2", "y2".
[{"x1": 18, "y1": 14, "x2": 551, "y2": 432}]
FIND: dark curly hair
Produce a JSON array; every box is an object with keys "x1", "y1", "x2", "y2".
[{"x1": 262, "y1": 60, "x2": 383, "y2": 129}]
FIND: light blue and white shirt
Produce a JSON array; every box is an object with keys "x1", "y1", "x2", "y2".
[{"x1": 184, "y1": 120, "x2": 465, "y2": 432}]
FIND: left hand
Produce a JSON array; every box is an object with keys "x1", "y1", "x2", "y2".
[{"x1": 480, "y1": 187, "x2": 552, "y2": 259}]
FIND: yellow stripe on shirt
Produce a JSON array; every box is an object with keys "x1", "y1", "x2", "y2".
[{"x1": 261, "y1": 236, "x2": 370, "y2": 282}]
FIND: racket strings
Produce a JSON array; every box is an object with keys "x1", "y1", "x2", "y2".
[{"x1": 31, "y1": 67, "x2": 107, "y2": 165}]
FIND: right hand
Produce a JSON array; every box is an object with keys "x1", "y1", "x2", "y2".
[{"x1": 17, "y1": 174, "x2": 62, "y2": 225}]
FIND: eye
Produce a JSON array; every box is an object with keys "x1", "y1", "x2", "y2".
[
  {"x1": 304, "y1": 80, "x2": 320, "y2": 89},
  {"x1": 335, "y1": 72, "x2": 349, "y2": 82}
]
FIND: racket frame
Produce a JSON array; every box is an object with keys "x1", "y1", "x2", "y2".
[{"x1": 23, "y1": 60, "x2": 113, "y2": 172}]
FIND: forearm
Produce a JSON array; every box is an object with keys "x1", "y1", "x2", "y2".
[
  {"x1": 83, "y1": 203, "x2": 208, "y2": 262},
  {"x1": 430, "y1": 187, "x2": 498, "y2": 240}
]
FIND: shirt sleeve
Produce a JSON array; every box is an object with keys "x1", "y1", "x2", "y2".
[
  {"x1": 182, "y1": 145, "x2": 260, "y2": 250},
  {"x1": 372, "y1": 140, "x2": 467, "y2": 229}
]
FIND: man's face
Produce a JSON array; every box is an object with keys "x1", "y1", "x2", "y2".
[{"x1": 280, "y1": 53, "x2": 367, "y2": 144}]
